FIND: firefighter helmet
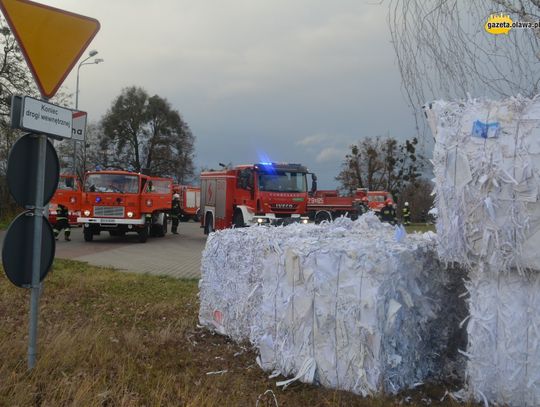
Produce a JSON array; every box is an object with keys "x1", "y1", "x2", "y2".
[
  {"x1": 173, "y1": 193, "x2": 180, "y2": 200},
  {"x1": 404, "y1": 201, "x2": 409, "y2": 206}
]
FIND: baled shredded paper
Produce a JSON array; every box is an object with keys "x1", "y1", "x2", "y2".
[{"x1": 199, "y1": 215, "x2": 466, "y2": 395}]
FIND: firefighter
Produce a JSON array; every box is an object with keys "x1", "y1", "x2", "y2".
[
  {"x1": 354, "y1": 197, "x2": 370, "y2": 216},
  {"x1": 360, "y1": 197, "x2": 370, "y2": 214},
  {"x1": 54, "y1": 204, "x2": 71, "y2": 241},
  {"x1": 402, "y1": 201, "x2": 411, "y2": 225},
  {"x1": 171, "y1": 193, "x2": 181, "y2": 234},
  {"x1": 379, "y1": 199, "x2": 396, "y2": 225}
]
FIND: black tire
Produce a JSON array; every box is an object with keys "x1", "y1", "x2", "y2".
[
  {"x1": 138, "y1": 225, "x2": 149, "y2": 243},
  {"x1": 204, "y1": 213, "x2": 214, "y2": 235},
  {"x1": 83, "y1": 226, "x2": 94, "y2": 242},
  {"x1": 315, "y1": 211, "x2": 332, "y2": 224},
  {"x1": 233, "y1": 211, "x2": 245, "y2": 228},
  {"x1": 162, "y1": 213, "x2": 167, "y2": 236},
  {"x1": 155, "y1": 214, "x2": 166, "y2": 237}
]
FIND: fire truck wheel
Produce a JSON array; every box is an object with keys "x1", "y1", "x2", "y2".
[
  {"x1": 233, "y1": 211, "x2": 245, "y2": 228},
  {"x1": 161, "y1": 213, "x2": 168, "y2": 235},
  {"x1": 204, "y1": 213, "x2": 214, "y2": 234},
  {"x1": 315, "y1": 211, "x2": 332, "y2": 224},
  {"x1": 83, "y1": 226, "x2": 94, "y2": 242},
  {"x1": 138, "y1": 225, "x2": 149, "y2": 243},
  {"x1": 155, "y1": 214, "x2": 167, "y2": 237}
]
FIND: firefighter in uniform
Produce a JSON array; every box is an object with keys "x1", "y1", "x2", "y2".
[
  {"x1": 54, "y1": 204, "x2": 71, "y2": 241},
  {"x1": 402, "y1": 201, "x2": 411, "y2": 225},
  {"x1": 360, "y1": 197, "x2": 370, "y2": 214},
  {"x1": 171, "y1": 193, "x2": 181, "y2": 234},
  {"x1": 379, "y1": 199, "x2": 396, "y2": 225},
  {"x1": 354, "y1": 197, "x2": 370, "y2": 217}
]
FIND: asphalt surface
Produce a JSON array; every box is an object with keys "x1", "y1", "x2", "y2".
[{"x1": 0, "y1": 221, "x2": 207, "y2": 279}]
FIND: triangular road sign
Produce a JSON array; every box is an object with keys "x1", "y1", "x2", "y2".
[{"x1": 0, "y1": 0, "x2": 100, "y2": 99}]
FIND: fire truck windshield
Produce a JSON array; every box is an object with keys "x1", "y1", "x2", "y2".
[
  {"x1": 258, "y1": 171, "x2": 307, "y2": 193},
  {"x1": 85, "y1": 173, "x2": 139, "y2": 194}
]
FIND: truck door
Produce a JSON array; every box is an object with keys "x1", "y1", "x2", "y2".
[{"x1": 236, "y1": 168, "x2": 254, "y2": 203}]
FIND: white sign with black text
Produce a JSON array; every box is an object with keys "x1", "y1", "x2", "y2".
[{"x1": 20, "y1": 96, "x2": 73, "y2": 139}]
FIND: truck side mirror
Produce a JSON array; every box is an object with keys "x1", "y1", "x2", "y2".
[{"x1": 310, "y1": 173, "x2": 317, "y2": 196}]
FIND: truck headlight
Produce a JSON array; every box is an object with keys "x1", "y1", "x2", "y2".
[
  {"x1": 127, "y1": 211, "x2": 134, "y2": 218},
  {"x1": 302, "y1": 219, "x2": 309, "y2": 224},
  {"x1": 84, "y1": 210, "x2": 90, "y2": 216},
  {"x1": 257, "y1": 218, "x2": 263, "y2": 224}
]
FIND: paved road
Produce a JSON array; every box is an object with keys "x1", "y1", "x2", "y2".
[{"x1": 0, "y1": 221, "x2": 207, "y2": 279}]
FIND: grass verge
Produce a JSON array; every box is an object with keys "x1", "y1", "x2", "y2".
[{"x1": 0, "y1": 259, "x2": 474, "y2": 406}]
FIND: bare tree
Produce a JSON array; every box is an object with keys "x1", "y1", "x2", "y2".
[
  {"x1": 388, "y1": 0, "x2": 540, "y2": 136},
  {"x1": 336, "y1": 136, "x2": 425, "y2": 197}
]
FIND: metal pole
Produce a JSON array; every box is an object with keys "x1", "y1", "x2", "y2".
[
  {"x1": 73, "y1": 63, "x2": 81, "y2": 175},
  {"x1": 28, "y1": 133, "x2": 47, "y2": 370},
  {"x1": 75, "y1": 62, "x2": 81, "y2": 110}
]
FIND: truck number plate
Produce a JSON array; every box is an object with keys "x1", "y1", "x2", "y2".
[{"x1": 100, "y1": 218, "x2": 116, "y2": 224}]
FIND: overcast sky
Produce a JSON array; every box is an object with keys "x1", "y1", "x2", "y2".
[{"x1": 45, "y1": 0, "x2": 416, "y2": 188}]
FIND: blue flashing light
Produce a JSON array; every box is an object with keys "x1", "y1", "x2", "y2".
[
  {"x1": 259, "y1": 162, "x2": 273, "y2": 166},
  {"x1": 95, "y1": 197, "x2": 102, "y2": 203}
]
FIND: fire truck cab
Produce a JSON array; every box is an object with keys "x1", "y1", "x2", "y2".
[
  {"x1": 78, "y1": 170, "x2": 173, "y2": 243},
  {"x1": 200, "y1": 162, "x2": 314, "y2": 233},
  {"x1": 355, "y1": 189, "x2": 394, "y2": 212}
]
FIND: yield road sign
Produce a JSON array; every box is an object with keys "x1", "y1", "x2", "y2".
[
  {"x1": 2, "y1": 211, "x2": 55, "y2": 287},
  {"x1": 7, "y1": 133, "x2": 59, "y2": 207},
  {"x1": 0, "y1": 0, "x2": 100, "y2": 98}
]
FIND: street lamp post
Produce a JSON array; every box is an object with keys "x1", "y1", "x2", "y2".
[{"x1": 73, "y1": 49, "x2": 103, "y2": 174}]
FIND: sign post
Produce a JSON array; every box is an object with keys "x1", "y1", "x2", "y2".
[
  {"x1": 0, "y1": 0, "x2": 100, "y2": 370},
  {"x1": 28, "y1": 134, "x2": 46, "y2": 369}
]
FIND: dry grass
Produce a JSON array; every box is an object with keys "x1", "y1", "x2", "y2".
[{"x1": 0, "y1": 259, "x2": 477, "y2": 406}]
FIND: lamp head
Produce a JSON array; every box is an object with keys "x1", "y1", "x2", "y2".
[{"x1": 88, "y1": 50, "x2": 98, "y2": 57}]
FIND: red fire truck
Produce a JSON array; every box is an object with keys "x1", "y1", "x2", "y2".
[
  {"x1": 307, "y1": 189, "x2": 394, "y2": 223},
  {"x1": 78, "y1": 170, "x2": 173, "y2": 243},
  {"x1": 173, "y1": 185, "x2": 201, "y2": 222},
  {"x1": 49, "y1": 174, "x2": 82, "y2": 225},
  {"x1": 200, "y1": 162, "x2": 316, "y2": 233}
]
